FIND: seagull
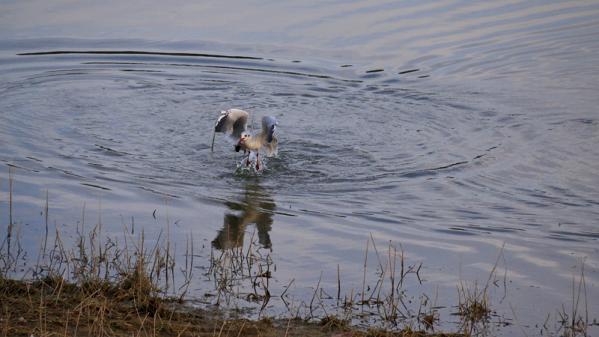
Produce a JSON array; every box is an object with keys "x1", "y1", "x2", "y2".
[{"x1": 211, "y1": 108, "x2": 278, "y2": 170}]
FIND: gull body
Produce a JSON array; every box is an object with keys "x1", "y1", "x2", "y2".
[
  {"x1": 238, "y1": 116, "x2": 278, "y2": 157},
  {"x1": 212, "y1": 109, "x2": 278, "y2": 170}
]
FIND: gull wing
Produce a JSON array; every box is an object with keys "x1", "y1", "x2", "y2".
[
  {"x1": 215, "y1": 109, "x2": 249, "y2": 139},
  {"x1": 211, "y1": 109, "x2": 249, "y2": 152},
  {"x1": 261, "y1": 116, "x2": 277, "y2": 143}
]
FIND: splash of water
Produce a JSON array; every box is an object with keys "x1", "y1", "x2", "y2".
[{"x1": 235, "y1": 152, "x2": 267, "y2": 175}]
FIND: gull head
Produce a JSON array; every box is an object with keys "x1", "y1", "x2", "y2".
[{"x1": 235, "y1": 132, "x2": 250, "y2": 152}]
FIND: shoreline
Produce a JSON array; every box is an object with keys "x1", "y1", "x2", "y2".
[{"x1": 0, "y1": 276, "x2": 464, "y2": 337}]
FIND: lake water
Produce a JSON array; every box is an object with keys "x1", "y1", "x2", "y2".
[{"x1": 1, "y1": 1, "x2": 599, "y2": 335}]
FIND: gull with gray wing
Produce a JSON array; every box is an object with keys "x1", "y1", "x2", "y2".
[{"x1": 212, "y1": 108, "x2": 278, "y2": 170}]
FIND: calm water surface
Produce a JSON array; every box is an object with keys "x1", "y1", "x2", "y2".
[{"x1": 1, "y1": 1, "x2": 599, "y2": 335}]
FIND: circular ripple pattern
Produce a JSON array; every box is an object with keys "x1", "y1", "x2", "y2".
[{"x1": 0, "y1": 49, "x2": 598, "y2": 243}]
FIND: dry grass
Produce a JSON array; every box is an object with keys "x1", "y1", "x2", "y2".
[
  {"x1": 454, "y1": 246, "x2": 504, "y2": 336},
  {"x1": 456, "y1": 281, "x2": 491, "y2": 327},
  {"x1": 0, "y1": 275, "x2": 464, "y2": 337},
  {"x1": 556, "y1": 261, "x2": 590, "y2": 337},
  {"x1": 0, "y1": 230, "x2": 340, "y2": 337},
  {"x1": 207, "y1": 229, "x2": 273, "y2": 312},
  {"x1": 330, "y1": 327, "x2": 460, "y2": 337}
]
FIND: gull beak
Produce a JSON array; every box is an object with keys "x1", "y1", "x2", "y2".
[{"x1": 235, "y1": 137, "x2": 244, "y2": 152}]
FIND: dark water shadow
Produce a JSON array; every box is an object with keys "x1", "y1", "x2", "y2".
[{"x1": 18, "y1": 50, "x2": 263, "y2": 60}]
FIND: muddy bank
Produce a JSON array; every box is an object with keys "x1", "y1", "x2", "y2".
[{"x1": 0, "y1": 276, "x2": 462, "y2": 337}]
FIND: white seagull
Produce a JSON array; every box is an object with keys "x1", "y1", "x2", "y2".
[{"x1": 211, "y1": 108, "x2": 278, "y2": 170}]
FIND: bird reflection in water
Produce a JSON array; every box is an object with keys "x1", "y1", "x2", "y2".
[{"x1": 212, "y1": 184, "x2": 275, "y2": 251}]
